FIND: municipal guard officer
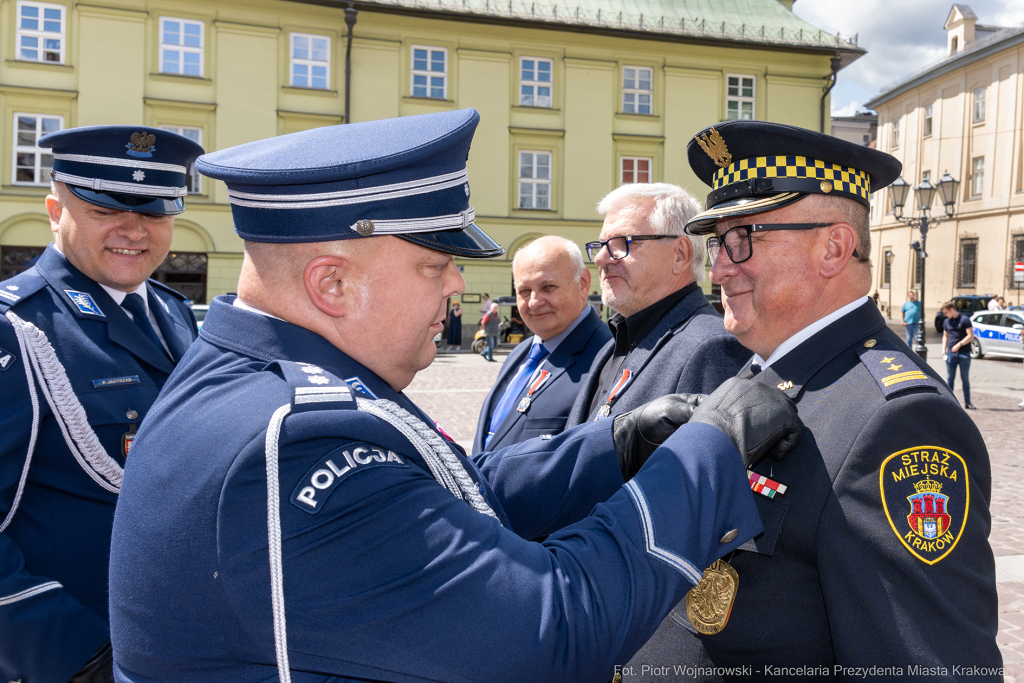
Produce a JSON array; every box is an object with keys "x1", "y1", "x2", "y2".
[
  {"x1": 0, "y1": 126, "x2": 204, "y2": 682},
  {"x1": 624, "y1": 121, "x2": 1001, "y2": 679},
  {"x1": 107, "y1": 109, "x2": 803, "y2": 682}
]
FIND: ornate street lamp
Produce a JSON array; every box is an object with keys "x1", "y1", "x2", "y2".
[{"x1": 887, "y1": 171, "x2": 960, "y2": 360}]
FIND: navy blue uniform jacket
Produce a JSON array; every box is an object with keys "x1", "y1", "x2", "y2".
[
  {"x1": 108, "y1": 297, "x2": 764, "y2": 683},
  {"x1": 566, "y1": 287, "x2": 749, "y2": 426},
  {"x1": 472, "y1": 307, "x2": 611, "y2": 454},
  {"x1": 625, "y1": 301, "x2": 1000, "y2": 680},
  {"x1": 0, "y1": 245, "x2": 196, "y2": 683}
]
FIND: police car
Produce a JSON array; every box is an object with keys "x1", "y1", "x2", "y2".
[{"x1": 970, "y1": 309, "x2": 1024, "y2": 359}]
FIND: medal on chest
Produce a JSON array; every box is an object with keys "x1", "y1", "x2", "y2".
[
  {"x1": 593, "y1": 369, "x2": 632, "y2": 421},
  {"x1": 517, "y1": 370, "x2": 551, "y2": 413},
  {"x1": 685, "y1": 559, "x2": 739, "y2": 635},
  {"x1": 122, "y1": 408, "x2": 139, "y2": 458}
]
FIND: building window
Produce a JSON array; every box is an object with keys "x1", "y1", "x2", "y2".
[
  {"x1": 971, "y1": 156, "x2": 984, "y2": 196},
  {"x1": 1, "y1": 246, "x2": 46, "y2": 280},
  {"x1": 411, "y1": 46, "x2": 446, "y2": 99},
  {"x1": 16, "y1": 1, "x2": 64, "y2": 63},
  {"x1": 956, "y1": 238, "x2": 978, "y2": 288},
  {"x1": 520, "y1": 58, "x2": 552, "y2": 108},
  {"x1": 12, "y1": 113, "x2": 61, "y2": 185},
  {"x1": 922, "y1": 171, "x2": 931, "y2": 183},
  {"x1": 160, "y1": 17, "x2": 204, "y2": 77},
  {"x1": 622, "y1": 66, "x2": 652, "y2": 115},
  {"x1": 973, "y1": 87, "x2": 986, "y2": 123},
  {"x1": 620, "y1": 157, "x2": 651, "y2": 185},
  {"x1": 924, "y1": 104, "x2": 933, "y2": 137},
  {"x1": 726, "y1": 75, "x2": 755, "y2": 120},
  {"x1": 1008, "y1": 234, "x2": 1024, "y2": 291},
  {"x1": 863, "y1": 134, "x2": 870, "y2": 145},
  {"x1": 158, "y1": 126, "x2": 203, "y2": 193},
  {"x1": 155, "y1": 252, "x2": 208, "y2": 304},
  {"x1": 518, "y1": 151, "x2": 551, "y2": 209},
  {"x1": 290, "y1": 33, "x2": 330, "y2": 90},
  {"x1": 912, "y1": 251, "x2": 922, "y2": 288},
  {"x1": 891, "y1": 117, "x2": 900, "y2": 149},
  {"x1": 881, "y1": 248, "x2": 893, "y2": 288}
]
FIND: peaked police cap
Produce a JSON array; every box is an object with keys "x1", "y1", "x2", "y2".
[
  {"x1": 684, "y1": 120, "x2": 902, "y2": 234},
  {"x1": 194, "y1": 109, "x2": 504, "y2": 258},
  {"x1": 39, "y1": 125, "x2": 205, "y2": 215}
]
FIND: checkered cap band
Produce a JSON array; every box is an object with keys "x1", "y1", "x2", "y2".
[{"x1": 711, "y1": 156, "x2": 870, "y2": 200}]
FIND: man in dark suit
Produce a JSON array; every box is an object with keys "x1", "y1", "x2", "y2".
[
  {"x1": 0, "y1": 125, "x2": 203, "y2": 683},
  {"x1": 624, "y1": 121, "x2": 1000, "y2": 678},
  {"x1": 473, "y1": 236, "x2": 610, "y2": 453},
  {"x1": 566, "y1": 184, "x2": 749, "y2": 427}
]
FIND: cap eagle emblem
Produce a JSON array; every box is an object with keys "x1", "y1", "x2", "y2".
[
  {"x1": 126, "y1": 132, "x2": 156, "y2": 157},
  {"x1": 695, "y1": 127, "x2": 732, "y2": 168}
]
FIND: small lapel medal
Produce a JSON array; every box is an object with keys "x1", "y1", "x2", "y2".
[
  {"x1": 594, "y1": 369, "x2": 632, "y2": 420},
  {"x1": 517, "y1": 370, "x2": 551, "y2": 413}
]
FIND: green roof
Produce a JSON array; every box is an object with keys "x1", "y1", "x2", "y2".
[{"x1": 355, "y1": 0, "x2": 861, "y2": 55}]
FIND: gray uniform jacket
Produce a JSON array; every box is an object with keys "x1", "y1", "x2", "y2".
[{"x1": 566, "y1": 287, "x2": 749, "y2": 426}]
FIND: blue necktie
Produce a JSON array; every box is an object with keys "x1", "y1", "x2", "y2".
[
  {"x1": 485, "y1": 343, "x2": 549, "y2": 449},
  {"x1": 122, "y1": 292, "x2": 169, "y2": 359}
]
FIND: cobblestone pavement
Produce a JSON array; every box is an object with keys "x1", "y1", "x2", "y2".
[{"x1": 408, "y1": 349, "x2": 1024, "y2": 674}]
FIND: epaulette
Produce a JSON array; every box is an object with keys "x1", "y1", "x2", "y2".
[
  {"x1": 269, "y1": 360, "x2": 361, "y2": 414},
  {"x1": 856, "y1": 338, "x2": 939, "y2": 399},
  {"x1": 147, "y1": 278, "x2": 190, "y2": 302},
  {"x1": 0, "y1": 268, "x2": 48, "y2": 314}
]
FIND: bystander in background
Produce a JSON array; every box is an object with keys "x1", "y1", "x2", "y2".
[
  {"x1": 942, "y1": 300, "x2": 976, "y2": 409},
  {"x1": 447, "y1": 301, "x2": 462, "y2": 347},
  {"x1": 480, "y1": 302, "x2": 499, "y2": 362},
  {"x1": 901, "y1": 290, "x2": 921, "y2": 348}
]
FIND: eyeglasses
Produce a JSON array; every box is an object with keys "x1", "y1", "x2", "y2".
[
  {"x1": 707, "y1": 223, "x2": 835, "y2": 264},
  {"x1": 585, "y1": 235, "x2": 677, "y2": 263}
]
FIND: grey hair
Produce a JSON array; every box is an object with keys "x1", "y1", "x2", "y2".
[
  {"x1": 511, "y1": 236, "x2": 587, "y2": 283},
  {"x1": 596, "y1": 183, "x2": 705, "y2": 282}
]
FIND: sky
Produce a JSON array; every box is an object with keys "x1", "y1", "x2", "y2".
[{"x1": 793, "y1": 0, "x2": 1024, "y2": 116}]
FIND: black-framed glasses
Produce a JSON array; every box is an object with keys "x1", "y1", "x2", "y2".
[
  {"x1": 707, "y1": 223, "x2": 835, "y2": 264},
  {"x1": 585, "y1": 234, "x2": 677, "y2": 263}
]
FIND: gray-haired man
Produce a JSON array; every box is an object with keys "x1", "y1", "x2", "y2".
[{"x1": 567, "y1": 183, "x2": 749, "y2": 427}]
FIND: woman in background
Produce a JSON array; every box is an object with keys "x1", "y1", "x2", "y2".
[{"x1": 447, "y1": 301, "x2": 463, "y2": 348}]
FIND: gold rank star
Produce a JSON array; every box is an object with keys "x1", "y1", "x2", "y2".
[
  {"x1": 888, "y1": 363, "x2": 902, "y2": 372},
  {"x1": 880, "y1": 356, "x2": 895, "y2": 364}
]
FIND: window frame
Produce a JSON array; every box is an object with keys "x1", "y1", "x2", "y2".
[
  {"x1": 973, "y1": 87, "x2": 986, "y2": 123},
  {"x1": 519, "y1": 57, "x2": 553, "y2": 108},
  {"x1": 158, "y1": 125, "x2": 203, "y2": 194},
  {"x1": 923, "y1": 104, "x2": 933, "y2": 137},
  {"x1": 891, "y1": 117, "x2": 900, "y2": 150},
  {"x1": 410, "y1": 46, "x2": 447, "y2": 100},
  {"x1": 956, "y1": 237, "x2": 979, "y2": 288},
  {"x1": 725, "y1": 74, "x2": 756, "y2": 121},
  {"x1": 289, "y1": 32, "x2": 331, "y2": 91},
  {"x1": 620, "y1": 156, "x2": 652, "y2": 186},
  {"x1": 517, "y1": 149, "x2": 552, "y2": 210},
  {"x1": 15, "y1": 0, "x2": 65, "y2": 64},
  {"x1": 11, "y1": 112, "x2": 62, "y2": 186},
  {"x1": 971, "y1": 156, "x2": 984, "y2": 197},
  {"x1": 621, "y1": 65, "x2": 653, "y2": 115},
  {"x1": 159, "y1": 16, "x2": 205, "y2": 78}
]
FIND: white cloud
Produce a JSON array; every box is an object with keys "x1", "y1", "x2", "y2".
[
  {"x1": 795, "y1": 0, "x2": 1023, "y2": 109},
  {"x1": 831, "y1": 100, "x2": 866, "y2": 117}
]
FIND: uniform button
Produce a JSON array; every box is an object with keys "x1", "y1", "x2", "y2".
[
  {"x1": 863, "y1": 339, "x2": 877, "y2": 348},
  {"x1": 720, "y1": 529, "x2": 738, "y2": 544},
  {"x1": 126, "y1": 410, "x2": 139, "y2": 420}
]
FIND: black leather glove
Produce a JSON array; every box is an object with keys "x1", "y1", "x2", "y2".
[
  {"x1": 68, "y1": 639, "x2": 114, "y2": 683},
  {"x1": 612, "y1": 393, "x2": 705, "y2": 480},
  {"x1": 688, "y1": 377, "x2": 802, "y2": 468}
]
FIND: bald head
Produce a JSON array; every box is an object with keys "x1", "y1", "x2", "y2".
[{"x1": 512, "y1": 236, "x2": 590, "y2": 341}]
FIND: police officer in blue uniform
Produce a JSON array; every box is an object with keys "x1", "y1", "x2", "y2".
[
  {"x1": 0, "y1": 126, "x2": 204, "y2": 683},
  {"x1": 107, "y1": 109, "x2": 803, "y2": 682},
  {"x1": 624, "y1": 121, "x2": 1001, "y2": 679}
]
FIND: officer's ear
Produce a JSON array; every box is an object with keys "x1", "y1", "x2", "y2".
[
  {"x1": 671, "y1": 234, "x2": 693, "y2": 275},
  {"x1": 45, "y1": 193, "x2": 63, "y2": 231},
  {"x1": 818, "y1": 222, "x2": 857, "y2": 279},
  {"x1": 303, "y1": 255, "x2": 352, "y2": 318}
]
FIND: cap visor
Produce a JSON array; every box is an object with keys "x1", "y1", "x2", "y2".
[
  {"x1": 66, "y1": 185, "x2": 184, "y2": 215},
  {"x1": 398, "y1": 222, "x2": 504, "y2": 259},
  {"x1": 684, "y1": 192, "x2": 805, "y2": 235}
]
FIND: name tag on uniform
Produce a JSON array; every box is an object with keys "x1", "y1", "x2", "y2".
[
  {"x1": 92, "y1": 375, "x2": 141, "y2": 389},
  {"x1": 290, "y1": 442, "x2": 407, "y2": 514}
]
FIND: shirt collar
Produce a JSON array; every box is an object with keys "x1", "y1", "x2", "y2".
[
  {"x1": 532, "y1": 305, "x2": 591, "y2": 354},
  {"x1": 609, "y1": 282, "x2": 698, "y2": 354},
  {"x1": 754, "y1": 296, "x2": 871, "y2": 369},
  {"x1": 233, "y1": 296, "x2": 285, "y2": 321}
]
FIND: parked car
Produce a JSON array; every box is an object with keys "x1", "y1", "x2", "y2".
[
  {"x1": 934, "y1": 295, "x2": 993, "y2": 333},
  {"x1": 969, "y1": 310, "x2": 1024, "y2": 359},
  {"x1": 190, "y1": 303, "x2": 210, "y2": 330}
]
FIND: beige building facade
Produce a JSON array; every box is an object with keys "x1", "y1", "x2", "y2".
[
  {"x1": 866, "y1": 5, "x2": 1024, "y2": 319},
  {"x1": 0, "y1": 0, "x2": 858, "y2": 322}
]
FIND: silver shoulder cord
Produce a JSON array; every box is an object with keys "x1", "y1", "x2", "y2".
[
  {"x1": 1, "y1": 311, "x2": 123, "y2": 532},
  {"x1": 263, "y1": 396, "x2": 499, "y2": 683}
]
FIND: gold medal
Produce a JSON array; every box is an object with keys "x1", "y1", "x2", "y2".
[{"x1": 685, "y1": 559, "x2": 739, "y2": 635}]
